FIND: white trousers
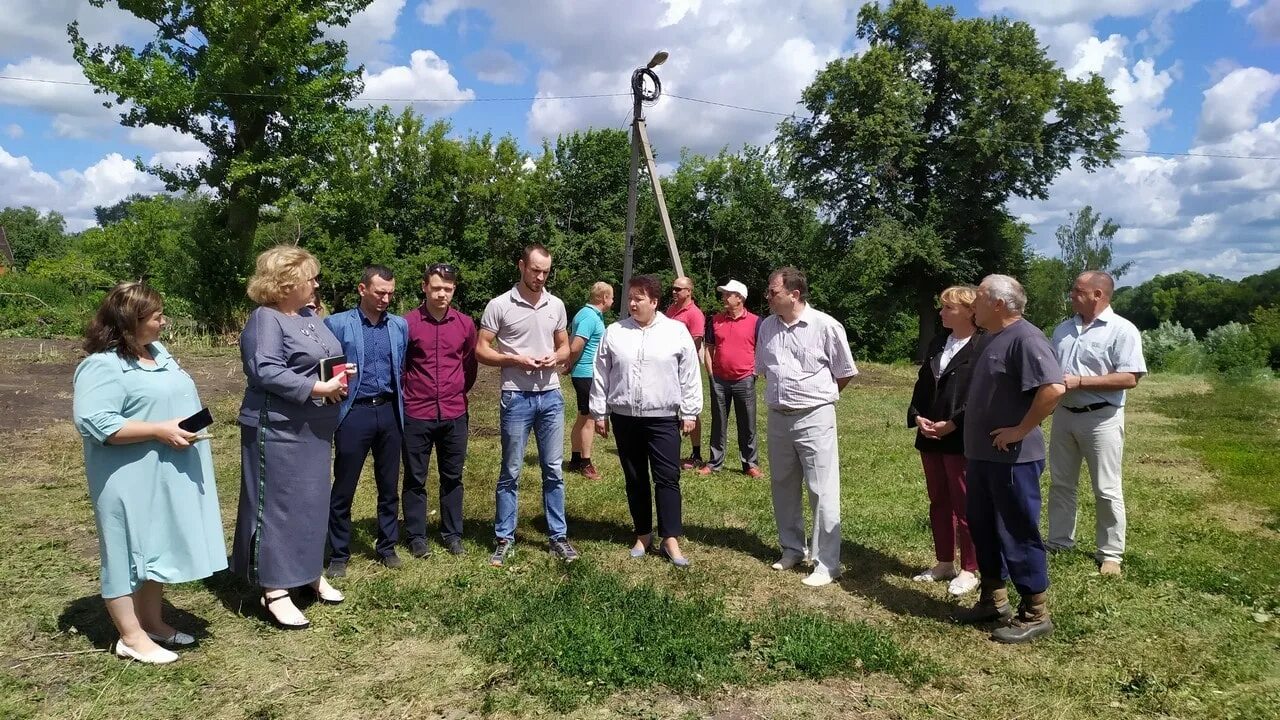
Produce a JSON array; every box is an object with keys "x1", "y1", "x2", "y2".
[
  {"x1": 1047, "y1": 405, "x2": 1127, "y2": 563},
  {"x1": 767, "y1": 404, "x2": 842, "y2": 575}
]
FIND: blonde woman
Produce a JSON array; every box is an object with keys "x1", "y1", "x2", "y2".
[
  {"x1": 73, "y1": 283, "x2": 226, "y2": 664},
  {"x1": 230, "y1": 246, "x2": 353, "y2": 629},
  {"x1": 907, "y1": 285, "x2": 982, "y2": 595}
]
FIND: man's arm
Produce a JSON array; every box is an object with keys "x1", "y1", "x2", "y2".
[
  {"x1": 567, "y1": 336, "x2": 587, "y2": 367},
  {"x1": 990, "y1": 382, "x2": 1066, "y2": 451},
  {"x1": 475, "y1": 327, "x2": 537, "y2": 369},
  {"x1": 1063, "y1": 372, "x2": 1140, "y2": 391},
  {"x1": 836, "y1": 375, "x2": 854, "y2": 391},
  {"x1": 552, "y1": 329, "x2": 571, "y2": 365}
]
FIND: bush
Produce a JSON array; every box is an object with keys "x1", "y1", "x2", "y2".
[
  {"x1": 1204, "y1": 322, "x2": 1269, "y2": 377},
  {"x1": 1141, "y1": 320, "x2": 1206, "y2": 374},
  {"x1": 1251, "y1": 305, "x2": 1280, "y2": 370},
  {"x1": 0, "y1": 270, "x2": 101, "y2": 336}
]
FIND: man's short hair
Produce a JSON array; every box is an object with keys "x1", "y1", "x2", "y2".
[
  {"x1": 361, "y1": 264, "x2": 395, "y2": 286},
  {"x1": 589, "y1": 281, "x2": 613, "y2": 303},
  {"x1": 768, "y1": 266, "x2": 809, "y2": 302},
  {"x1": 982, "y1": 274, "x2": 1027, "y2": 315},
  {"x1": 1079, "y1": 270, "x2": 1115, "y2": 296},
  {"x1": 521, "y1": 243, "x2": 551, "y2": 263},
  {"x1": 628, "y1": 275, "x2": 662, "y2": 302}
]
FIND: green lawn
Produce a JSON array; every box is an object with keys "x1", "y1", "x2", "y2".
[{"x1": 1, "y1": 350, "x2": 1277, "y2": 719}]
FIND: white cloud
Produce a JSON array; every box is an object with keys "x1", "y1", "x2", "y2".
[
  {"x1": 0, "y1": 145, "x2": 162, "y2": 229},
  {"x1": 4, "y1": 124, "x2": 22, "y2": 139},
  {"x1": 1064, "y1": 35, "x2": 1176, "y2": 150},
  {"x1": 0, "y1": 0, "x2": 151, "y2": 60},
  {"x1": 1197, "y1": 67, "x2": 1280, "y2": 144},
  {"x1": 356, "y1": 49, "x2": 475, "y2": 114},
  {"x1": 326, "y1": 0, "x2": 407, "y2": 69},
  {"x1": 1248, "y1": 0, "x2": 1280, "y2": 42},
  {"x1": 417, "y1": 0, "x2": 853, "y2": 158},
  {"x1": 0, "y1": 57, "x2": 106, "y2": 116},
  {"x1": 465, "y1": 48, "x2": 527, "y2": 85},
  {"x1": 126, "y1": 124, "x2": 207, "y2": 153}
]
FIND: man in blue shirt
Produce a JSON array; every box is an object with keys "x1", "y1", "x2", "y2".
[
  {"x1": 324, "y1": 265, "x2": 409, "y2": 576},
  {"x1": 566, "y1": 282, "x2": 613, "y2": 480}
]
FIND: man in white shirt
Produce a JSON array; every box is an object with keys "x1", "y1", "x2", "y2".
[
  {"x1": 1047, "y1": 271, "x2": 1147, "y2": 576},
  {"x1": 755, "y1": 267, "x2": 858, "y2": 587}
]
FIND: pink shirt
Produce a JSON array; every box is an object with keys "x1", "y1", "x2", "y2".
[
  {"x1": 665, "y1": 300, "x2": 705, "y2": 342},
  {"x1": 403, "y1": 305, "x2": 477, "y2": 421}
]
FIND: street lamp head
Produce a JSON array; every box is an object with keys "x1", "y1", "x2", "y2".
[{"x1": 646, "y1": 51, "x2": 669, "y2": 69}]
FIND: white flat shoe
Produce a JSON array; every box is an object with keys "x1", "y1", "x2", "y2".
[
  {"x1": 948, "y1": 571, "x2": 980, "y2": 596},
  {"x1": 911, "y1": 566, "x2": 956, "y2": 582},
  {"x1": 771, "y1": 553, "x2": 809, "y2": 571},
  {"x1": 146, "y1": 630, "x2": 195, "y2": 646},
  {"x1": 115, "y1": 639, "x2": 178, "y2": 665},
  {"x1": 311, "y1": 580, "x2": 344, "y2": 605}
]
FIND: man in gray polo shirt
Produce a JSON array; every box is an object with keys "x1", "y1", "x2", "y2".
[
  {"x1": 476, "y1": 244, "x2": 576, "y2": 567},
  {"x1": 1048, "y1": 271, "x2": 1146, "y2": 576},
  {"x1": 755, "y1": 266, "x2": 858, "y2": 588}
]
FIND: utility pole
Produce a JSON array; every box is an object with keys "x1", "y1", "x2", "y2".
[{"x1": 621, "y1": 50, "x2": 684, "y2": 317}]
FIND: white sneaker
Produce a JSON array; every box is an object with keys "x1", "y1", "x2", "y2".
[
  {"x1": 947, "y1": 571, "x2": 979, "y2": 596},
  {"x1": 912, "y1": 563, "x2": 956, "y2": 582},
  {"x1": 801, "y1": 568, "x2": 841, "y2": 587}
]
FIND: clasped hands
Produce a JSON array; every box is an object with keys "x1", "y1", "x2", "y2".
[{"x1": 915, "y1": 416, "x2": 956, "y2": 440}]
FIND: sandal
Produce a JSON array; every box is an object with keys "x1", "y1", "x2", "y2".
[{"x1": 260, "y1": 591, "x2": 310, "y2": 630}]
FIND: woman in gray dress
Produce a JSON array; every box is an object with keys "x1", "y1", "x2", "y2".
[{"x1": 231, "y1": 245, "x2": 354, "y2": 629}]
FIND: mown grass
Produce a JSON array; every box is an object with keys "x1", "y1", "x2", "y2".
[{"x1": 0, "y1": 351, "x2": 1277, "y2": 719}]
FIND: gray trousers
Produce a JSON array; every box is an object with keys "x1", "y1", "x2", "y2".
[
  {"x1": 767, "y1": 404, "x2": 841, "y2": 575},
  {"x1": 1047, "y1": 405, "x2": 1127, "y2": 563},
  {"x1": 708, "y1": 375, "x2": 759, "y2": 471}
]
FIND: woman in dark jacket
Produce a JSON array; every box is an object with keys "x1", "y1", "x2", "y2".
[{"x1": 907, "y1": 285, "x2": 981, "y2": 595}]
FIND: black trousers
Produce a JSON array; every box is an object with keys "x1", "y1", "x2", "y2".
[
  {"x1": 612, "y1": 413, "x2": 683, "y2": 538},
  {"x1": 402, "y1": 414, "x2": 468, "y2": 543},
  {"x1": 329, "y1": 402, "x2": 403, "y2": 561}
]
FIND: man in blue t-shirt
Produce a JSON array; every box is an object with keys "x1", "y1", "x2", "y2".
[{"x1": 566, "y1": 282, "x2": 614, "y2": 479}]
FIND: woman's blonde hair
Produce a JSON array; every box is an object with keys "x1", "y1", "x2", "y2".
[
  {"x1": 246, "y1": 245, "x2": 320, "y2": 306},
  {"x1": 939, "y1": 284, "x2": 978, "y2": 308}
]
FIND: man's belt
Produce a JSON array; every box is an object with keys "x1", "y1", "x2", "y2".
[
  {"x1": 352, "y1": 393, "x2": 396, "y2": 406},
  {"x1": 1063, "y1": 401, "x2": 1111, "y2": 414}
]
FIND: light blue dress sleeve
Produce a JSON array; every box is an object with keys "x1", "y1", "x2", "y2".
[{"x1": 73, "y1": 353, "x2": 128, "y2": 445}]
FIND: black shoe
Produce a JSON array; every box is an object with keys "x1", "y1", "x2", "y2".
[
  {"x1": 325, "y1": 559, "x2": 348, "y2": 579},
  {"x1": 445, "y1": 538, "x2": 465, "y2": 556},
  {"x1": 565, "y1": 457, "x2": 582, "y2": 472},
  {"x1": 409, "y1": 538, "x2": 431, "y2": 558},
  {"x1": 379, "y1": 552, "x2": 403, "y2": 569}
]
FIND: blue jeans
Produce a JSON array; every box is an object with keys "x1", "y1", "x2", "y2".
[{"x1": 495, "y1": 389, "x2": 567, "y2": 542}]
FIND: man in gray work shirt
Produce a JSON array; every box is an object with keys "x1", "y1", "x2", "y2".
[{"x1": 755, "y1": 267, "x2": 858, "y2": 588}]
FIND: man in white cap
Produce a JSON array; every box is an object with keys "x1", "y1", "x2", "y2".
[{"x1": 700, "y1": 279, "x2": 764, "y2": 478}]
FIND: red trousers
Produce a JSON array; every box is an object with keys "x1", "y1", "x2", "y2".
[{"x1": 920, "y1": 451, "x2": 977, "y2": 572}]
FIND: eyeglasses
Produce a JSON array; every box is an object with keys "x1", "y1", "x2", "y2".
[{"x1": 671, "y1": 286, "x2": 689, "y2": 292}]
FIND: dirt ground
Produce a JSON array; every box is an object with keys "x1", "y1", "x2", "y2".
[{"x1": 0, "y1": 337, "x2": 245, "y2": 434}]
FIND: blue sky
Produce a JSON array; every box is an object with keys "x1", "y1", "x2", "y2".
[{"x1": 2, "y1": 0, "x2": 1278, "y2": 284}]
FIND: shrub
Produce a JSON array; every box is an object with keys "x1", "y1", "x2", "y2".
[
  {"x1": 1251, "y1": 305, "x2": 1280, "y2": 370},
  {"x1": 1204, "y1": 322, "x2": 1268, "y2": 377},
  {"x1": 1141, "y1": 320, "x2": 1205, "y2": 374},
  {"x1": 0, "y1": 270, "x2": 101, "y2": 337}
]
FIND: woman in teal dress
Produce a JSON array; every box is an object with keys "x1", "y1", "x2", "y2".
[{"x1": 72, "y1": 282, "x2": 227, "y2": 665}]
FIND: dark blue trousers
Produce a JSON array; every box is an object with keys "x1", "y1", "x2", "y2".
[
  {"x1": 329, "y1": 402, "x2": 403, "y2": 561},
  {"x1": 402, "y1": 414, "x2": 468, "y2": 544},
  {"x1": 966, "y1": 459, "x2": 1050, "y2": 596}
]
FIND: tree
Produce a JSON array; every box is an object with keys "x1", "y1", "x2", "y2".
[
  {"x1": 93, "y1": 193, "x2": 153, "y2": 226},
  {"x1": 1023, "y1": 252, "x2": 1071, "y2": 330},
  {"x1": 0, "y1": 207, "x2": 70, "y2": 270},
  {"x1": 779, "y1": 0, "x2": 1122, "y2": 359},
  {"x1": 70, "y1": 0, "x2": 372, "y2": 326},
  {"x1": 1056, "y1": 205, "x2": 1133, "y2": 281}
]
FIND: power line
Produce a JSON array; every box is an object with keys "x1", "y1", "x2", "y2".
[{"x1": 4, "y1": 72, "x2": 1279, "y2": 161}]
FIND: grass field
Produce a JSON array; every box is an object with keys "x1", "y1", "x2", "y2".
[{"x1": 0, "y1": 346, "x2": 1277, "y2": 719}]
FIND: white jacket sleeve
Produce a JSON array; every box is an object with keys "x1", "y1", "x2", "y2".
[
  {"x1": 677, "y1": 328, "x2": 702, "y2": 420},
  {"x1": 589, "y1": 326, "x2": 612, "y2": 420}
]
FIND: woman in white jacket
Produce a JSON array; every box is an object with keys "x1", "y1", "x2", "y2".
[{"x1": 590, "y1": 275, "x2": 703, "y2": 566}]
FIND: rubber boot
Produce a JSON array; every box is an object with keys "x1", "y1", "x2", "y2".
[
  {"x1": 991, "y1": 592, "x2": 1054, "y2": 644},
  {"x1": 954, "y1": 580, "x2": 1013, "y2": 624}
]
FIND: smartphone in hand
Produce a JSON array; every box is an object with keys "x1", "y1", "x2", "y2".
[{"x1": 178, "y1": 407, "x2": 214, "y2": 433}]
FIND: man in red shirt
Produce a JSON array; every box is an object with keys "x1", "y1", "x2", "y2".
[
  {"x1": 666, "y1": 276, "x2": 707, "y2": 469},
  {"x1": 402, "y1": 263, "x2": 478, "y2": 557},
  {"x1": 700, "y1": 280, "x2": 763, "y2": 478}
]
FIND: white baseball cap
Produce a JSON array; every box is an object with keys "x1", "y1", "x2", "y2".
[{"x1": 716, "y1": 279, "x2": 748, "y2": 299}]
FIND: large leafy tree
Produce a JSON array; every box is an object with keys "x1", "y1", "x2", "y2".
[
  {"x1": 69, "y1": 0, "x2": 372, "y2": 326},
  {"x1": 780, "y1": 0, "x2": 1122, "y2": 358},
  {"x1": 0, "y1": 207, "x2": 69, "y2": 270}
]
